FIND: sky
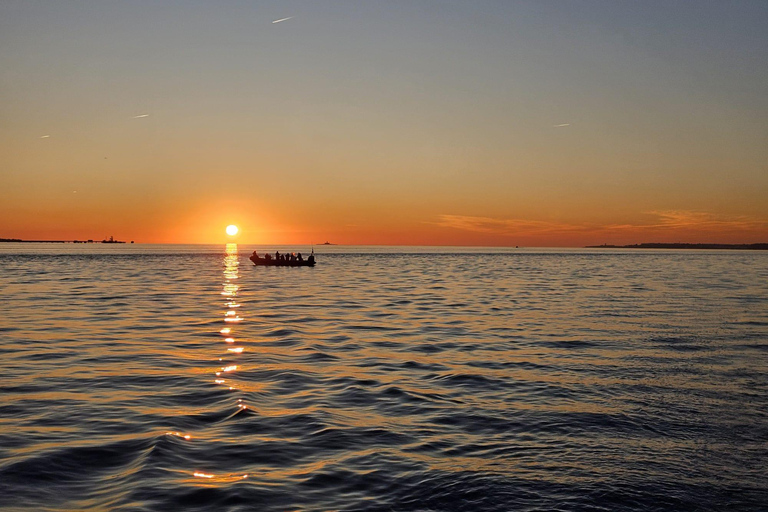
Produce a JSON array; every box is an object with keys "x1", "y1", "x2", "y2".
[{"x1": 1, "y1": 0, "x2": 766, "y2": 245}]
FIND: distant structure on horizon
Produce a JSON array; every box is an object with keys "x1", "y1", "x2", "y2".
[{"x1": 101, "y1": 235, "x2": 126, "y2": 244}]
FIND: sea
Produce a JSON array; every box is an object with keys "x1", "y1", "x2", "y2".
[{"x1": 1, "y1": 244, "x2": 766, "y2": 512}]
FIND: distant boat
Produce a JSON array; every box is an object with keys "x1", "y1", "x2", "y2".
[
  {"x1": 250, "y1": 252, "x2": 315, "y2": 267},
  {"x1": 101, "y1": 236, "x2": 126, "y2": 244},
  {"x1": 322, "y1": 241, "x2": 334, "y2": 245}
]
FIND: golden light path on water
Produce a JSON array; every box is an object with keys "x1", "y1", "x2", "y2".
[{"x1": 190, "y1": 243, "x2": 249, "y2": 481}]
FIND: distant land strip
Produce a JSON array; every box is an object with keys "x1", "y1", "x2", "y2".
[
  {"x1": 1, "y1": 239, "x2": 74, "y2": 243},
  {"x1": 1, "y1": 238, "x2": 130, "y2": 243},
  {"x1": 587, "y1": 243, "x2": 768, "y2": 250}
]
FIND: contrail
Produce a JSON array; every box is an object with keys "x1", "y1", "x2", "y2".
[
  {"x1": 554, "y1": 123, "x2": 570, "y2": 127},
  {"x1": 133, "y1": 114, "x2": 149, "y2": 118},
  {"x1": 272, "y1": 16, "x2": 293, "y2": 24},
  {"x1": 40, "y1": 135, "x2": 50, "y2": 138}
]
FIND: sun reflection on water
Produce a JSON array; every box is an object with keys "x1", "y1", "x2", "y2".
[
  {"x1": 219, "y1": 244, "x2": 245, "y2": 383},
  {"x1": 176, "y1": 243, "x2": 251, "y2": 482}
]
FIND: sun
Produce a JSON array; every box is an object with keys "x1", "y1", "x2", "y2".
[{"x1": 226, "y1": 224, "x2": 239, "y2": 236}]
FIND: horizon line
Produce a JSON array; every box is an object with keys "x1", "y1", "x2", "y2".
[{"x1": 3, "y1": 240, "x2": 768, "y2": 249}]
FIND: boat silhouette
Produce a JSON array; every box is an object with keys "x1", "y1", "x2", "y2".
[{"x1": 250, "y1": 251, "x2": 315, "y2": 267}]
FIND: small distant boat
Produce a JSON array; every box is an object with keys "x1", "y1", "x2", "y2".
[
  {"x1": 250, "y1": 252, "x2": 315, "y2": 267},
  {"x1": 101, "y1": 235, "x2": 126, "y2": 244}
]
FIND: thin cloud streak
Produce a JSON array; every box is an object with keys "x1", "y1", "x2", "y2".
[
  {"x1": 434, "y1": 211, "x2": 768, "y2": 239},
  {"x1": 272, "y1": 17, "x2": 294, "y2": 24},
  {"x1": 132, "y1": 114, "x2": 149, "y2": 118},
  {"x1": 611, "y1": 210, "x2": 768, "y2": 232},
  {"x1": 433, "y1": 215, "x2": 588, "y2": 236},
  {"x1": 553, "y1": 123, "x2": 570, "y2": 127}
]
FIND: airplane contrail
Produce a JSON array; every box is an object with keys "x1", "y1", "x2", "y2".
[
  {"x1": 133, "y1": 114, "x2": 149, "y2": 118},
  {"x1": 40, "y1": 135, "x2": 50, "y2": 138},
  {"x1": 272, "y1": 16, "x2": 293, "y2": 24},
  {"x1": 554, "y1": 123, "x2": 570, "y2": 127}
]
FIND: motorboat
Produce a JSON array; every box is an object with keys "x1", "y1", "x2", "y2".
[{"x1": 250, "y1": 252, "x2": 315, "y2": 267}]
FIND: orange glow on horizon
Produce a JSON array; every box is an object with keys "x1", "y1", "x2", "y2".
[{"x1": 4, "y1": 195, "x2": 765, "y2": 246}]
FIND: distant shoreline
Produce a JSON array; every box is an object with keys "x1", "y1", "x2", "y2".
[
  {"x1": 0, "y1": 238, "x2": 130, "y2": 244},
  {"x1": 586, "y1": 243, "x2": 768, "y2": 250}
]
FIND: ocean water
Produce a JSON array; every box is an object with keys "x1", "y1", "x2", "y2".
[{"x1": 1, "y1": 244, "x2": 767, "y2": 511}]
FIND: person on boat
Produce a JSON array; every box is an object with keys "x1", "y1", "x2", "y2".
[
  {"x1": 264, "y1": 253, "x2": 272, "y2": 261},
  {"x1": 290, "y1": 253, "x2": 297, "y2": 262},
  {"x1": 307, "y1": 253, "x2": 315, "y2": 265},
  {"x1": 252, "y1": 251, "x2": 260, "y2": 260},
  {"x1": 297, "y1": 253, "x2": 303, "y2": 262}
]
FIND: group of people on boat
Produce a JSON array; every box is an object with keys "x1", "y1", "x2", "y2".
[{"x1": 251, "y1": 250, "x2": 314, "y2": 264}]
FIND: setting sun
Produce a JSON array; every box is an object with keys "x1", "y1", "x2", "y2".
[{"x1": 226, "y1": 225, "x2": 238, "y2": 236}]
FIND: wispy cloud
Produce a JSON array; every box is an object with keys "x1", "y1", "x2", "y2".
[
  {"x1": 433, "y1": 215, "x2": 588, "y2": 236},
  {"x1": 272, "y1": 16, "x2": 294, "y2": 24},
  {"x1": 40, "y1": 135, "x2": 50, "y2": 138},
  {"x1": 610, "y1": 210, "x2": 768, "y2": 233},
  {"x1": 434, "y1": 211, "x2": 768, "y2": 239},
  {"x1": 553, "y1": 123, "x2": 570, "y2": 127},
  {"x1": 132, "y1": 114, "x2": 149, "y2": 118}
]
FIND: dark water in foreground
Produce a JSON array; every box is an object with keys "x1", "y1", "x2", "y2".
[{"x1": 1, "y1": 245, "x2": 767, "y2": 511}]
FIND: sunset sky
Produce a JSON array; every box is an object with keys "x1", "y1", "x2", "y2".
[{"x1": 1, "y1": 1, "x2": 766, "y2": 245}]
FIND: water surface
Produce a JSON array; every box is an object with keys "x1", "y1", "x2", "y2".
[{"x1": 1, "y1": 245, "x2": 766, "y2": 511}]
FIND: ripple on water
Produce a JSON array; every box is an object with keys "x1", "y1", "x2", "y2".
[{"x1": 0, "y1": 249, "x2": 767, "y2": 511}]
